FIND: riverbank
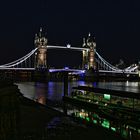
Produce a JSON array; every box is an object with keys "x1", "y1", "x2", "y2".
[{"x1": 0, "y1": 80, "x2": 125, "y2": 140}]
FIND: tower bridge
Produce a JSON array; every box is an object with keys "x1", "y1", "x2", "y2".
[{"x1": 0, "y1": 28, "x2": 139, "y2": 77}]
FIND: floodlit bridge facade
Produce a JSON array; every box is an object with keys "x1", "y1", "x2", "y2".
[{"x1": 0, "y1": 28, "x2": 139, "y2": 76}]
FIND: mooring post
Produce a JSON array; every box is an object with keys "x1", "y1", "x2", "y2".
[
  {"x1": 64, "y1": 72, "x2": 68, "y2": 97},
  {"x1": 63, "y1": 71, "x2": 68, "y2": 115}
]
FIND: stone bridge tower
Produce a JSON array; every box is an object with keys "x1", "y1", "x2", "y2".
[
  {"x1": 82, "y1": 38, "x2": 89, "y2": 69},
  {"x1": 82, "y1": 33, "x2": 96, "y2": 70},
  {"x1": 34, "y1": 28, "x2": 48, "y2": 69}
]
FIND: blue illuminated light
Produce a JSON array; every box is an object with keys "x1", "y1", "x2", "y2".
[
  {"x1": 49, "y1": 69, "x2": 53, "y2": 72},
  {"x1": 64, "y1": 67, "x2": 69, "y2": 69},
  {"x1": 93, "y1": 82, "x2": 97, "y2": 87}
]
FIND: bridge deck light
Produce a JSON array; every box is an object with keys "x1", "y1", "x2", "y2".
[
  {"x1": 64, "y1": 67, "x2": 69, "y2": 69},
  {"x1": 67, "y1": 44, "x2": 71, "y2": 48}
]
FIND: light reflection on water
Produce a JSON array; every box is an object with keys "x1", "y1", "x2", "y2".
[
  {"x1": 66, "y1": 106, "x2": 140, "y2": 140},
  {"x1": 16, "y1": 81, "x2": 140, "y2": 139},
  {"x1": 16, "y1": 81, "x2": 140, "y2": 102}
]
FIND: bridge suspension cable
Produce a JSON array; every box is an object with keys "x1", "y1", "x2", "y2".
[
  {"x1": 95, "y1": 51, "x2": 121, "y2": 71},
  {"x1": 0, "y1": 44, "x2": 138, "y2": 74},
  {"x1": 126, "y1": 65, "x2": 138, "y2": 72},
  {"x1": 0, "y1": 48, "x2": 38, "y2": 68}
]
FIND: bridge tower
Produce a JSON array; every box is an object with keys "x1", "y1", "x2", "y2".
[
  {"x1": 82, "y1": 33, "x2": 96, "y2": 70},
  {"x1": 82, "y1": 38, "x2": 89, "y2": 69},
  {"x1": 87, "y1": 33, "x2": 96, "y2": 69},
  {"x1": 34, "y1": 28, "x2": 48, "y2": 69}
]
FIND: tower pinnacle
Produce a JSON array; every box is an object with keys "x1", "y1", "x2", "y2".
[
  {"x1": 39, "y1": 27, "x2": 43, "y2": 37},
  {"x1": 40, "y1": 27, "x2": 42, "y2": 32},
  {"x1": 82, "y1": 38, "x2": 86, "y2": 47},
  {"x1": 88, "y1": 32, "x2": 91, "y2": 37}
]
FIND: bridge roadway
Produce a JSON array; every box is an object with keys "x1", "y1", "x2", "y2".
[
  {"x1": 0, "y1": 45, "x2": 138, "y2": 74},
  {"x1": 0, "y1": 67, "x2": 138, "y2": 75}
]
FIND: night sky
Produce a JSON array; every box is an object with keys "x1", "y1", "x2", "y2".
[{"x1": 0, "y1": 0, "x2": 140, "y2": 67}]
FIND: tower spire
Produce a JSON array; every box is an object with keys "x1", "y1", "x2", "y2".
[
  {"x1": 88, "y1": 32, "x2": 91, "y2": 37},
  {"x1": 40, "y1": 27, "x2": 42, "y2": 32},
  {"x1": 39, "y1": 27, "x2": 43, "y2": 37},
  {"x1": 82, "y1": 38, "x2": 86, "y2": 47}
]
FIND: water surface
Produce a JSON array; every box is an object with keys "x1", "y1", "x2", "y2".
[{"x1": 16, "y1": 81, "x2": 140, "y2": 101}]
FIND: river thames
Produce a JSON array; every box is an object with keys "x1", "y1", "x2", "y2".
[
  {"x1": 15, "y1": 81, "x2": 140, "y2": 139},
  {"x1": 16, "y1": 81, "x2": 140, "y2": 102}
]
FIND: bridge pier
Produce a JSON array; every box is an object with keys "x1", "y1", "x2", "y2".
[{"x1": 32, "y1": 69, "x2": 49, "y2": 82}]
